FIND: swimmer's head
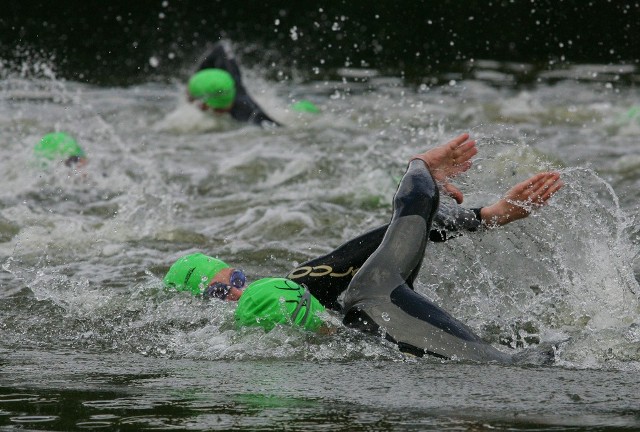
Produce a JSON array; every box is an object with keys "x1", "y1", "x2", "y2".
[
  {"x1": 188, "y1": 69, "x2": 236, "y2": 110},
  {"x1": 235, "y1": 278, "x2": 325, "y2": 332},
  {"x1": 291, "y1": 100, "x2": 320, "y2": 114},
  {"x1": 34, "y1": 132, "x2": 87, "y2": 167},
  {"x1": 164, "y1": 253, "x2": 245, "y2": 300}
]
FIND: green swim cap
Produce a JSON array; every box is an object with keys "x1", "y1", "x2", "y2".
[
  {"x1": 235, "y1": 278, "x2": 325, "y2": 332},
  {"x1": 34, "y1": 132, "x2": 85, "y2": 161},
  {"x1": 623, "y1": 105, "x2": 640, "y2": 123},
  {"x1": 164, "y1": 253, "x2": 230, "y2": 295},
  {"x1": 188, "y1": 69, "x2": 236, "y2": 109},
  {"x1": 291, "y1": 100, "x2": 320, "y2": 114}
]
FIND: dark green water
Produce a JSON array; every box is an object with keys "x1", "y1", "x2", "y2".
[{"x1": 3, "y1": 349, "x2": 640, "y2": 431}]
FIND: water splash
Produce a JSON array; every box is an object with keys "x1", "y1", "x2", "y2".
[{"x1": 2, "y1": 55, "x2": 639, "y2": 369}]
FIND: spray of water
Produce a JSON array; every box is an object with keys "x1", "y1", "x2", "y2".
[{"x1": 1, "y1": 56, "x2": 639, "y2": 369}]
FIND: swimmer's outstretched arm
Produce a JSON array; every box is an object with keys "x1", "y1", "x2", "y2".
[
  {"x1": 433, "y1": 170, "x2": 564, "y2": 239},
  {"x1": 479, "y1": 172, "x2": 564, "y2": 226}
]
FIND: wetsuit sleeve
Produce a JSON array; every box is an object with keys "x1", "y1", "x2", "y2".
[
  {"x1": 429, "y1": 200, "x2": 483, "y2": 242},
  {"x1": 288, "y1": 161, "x2": 437, "y2": 309},
  {"x1": 197, "y1": 41, "x2": 243, "y2": 84},
  {"x1": 230, "y1": 95, "x2": 281, "y2": 127},
  {"x1": 341, "y1": 159, "x2": 438, "y2": 313},
  {"x1": 196, "y1": 41, "x2": 280, "y2": 127}
]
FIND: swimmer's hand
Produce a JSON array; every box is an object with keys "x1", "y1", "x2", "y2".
[
  {"x1": 410, "y1": 133, "x2": 478, "y2": 204},
  {"x1": 480, "y1": 172, "x2": 564, "y2": 226}
]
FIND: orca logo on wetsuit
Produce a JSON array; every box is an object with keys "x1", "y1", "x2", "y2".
[{"x1": 288, "y1": 265, "x2": 359, "y2": 280}]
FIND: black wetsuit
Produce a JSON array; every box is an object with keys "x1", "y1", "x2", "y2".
[
  {"x1": 196, "y1": 41, "x2": 280, "y2": 127},
  {"x1": 288, "y1": 194, "x2": 483, "y2": 310},
  {"x1": 288, "y1": 161, "x2": 512, "y2": 363}
]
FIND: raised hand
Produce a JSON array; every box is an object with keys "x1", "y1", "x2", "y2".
[
  {"x1": 480, "y1": 172, "x2": 564, "y2": 226},
  {"x1": 411, "y1": 133, "x2": 478, "y2": 204}
]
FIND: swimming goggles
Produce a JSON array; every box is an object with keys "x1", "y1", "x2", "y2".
[
  {"x1": 205, "y1": 269, "x2": 246, "y2": 300},
  {"x1": 64, "y1": 155, "x2": 81, "y2": 167},
  {"x1": 290, "y1": 285, "x2": 312, "y2": 325}
]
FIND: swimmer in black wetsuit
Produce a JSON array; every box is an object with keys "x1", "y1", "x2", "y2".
[
  {"x1": 288, "y1": 134, "x2": 563, "y2": 362},
  {"x1": 164, "y1": 134, "x2": 563, "y2": 362},
  {"x1": 287, "y1": 140, "x2": 563, "y2": 312},
  {"x1": 188, "y1": 40, "x2": 280, "y2": 127}
]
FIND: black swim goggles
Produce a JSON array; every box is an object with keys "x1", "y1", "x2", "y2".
[
  {"x1": 205, "y1": 269, "x2": 246, "y2": 300},
  {"x1": 64, "y1": 155, "x2": 82, "y2": 167}
]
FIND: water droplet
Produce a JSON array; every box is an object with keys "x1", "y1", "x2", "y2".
[{"x1": 290, "y1": 26, "x2": 299, "y2": 41}]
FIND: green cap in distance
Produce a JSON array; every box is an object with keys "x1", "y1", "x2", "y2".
[
  {"x1": 235, "y1": 277, "x2": 325, "y2": 332},
  {"x1": 164, "y1": 253, "x2": 230, "y2": 295},
  {"x1": 34, "y1": 132, "x2": 85, "y2": 161},
  {"x1": 623, "y1": 105, "x2": 640, "y2": 124},
  {"x1": 291, "y1": 100, "x2": 320, "y2": 114},
  {"x1": 188, "y1": 68, "x2": 236, "y2": 109}
]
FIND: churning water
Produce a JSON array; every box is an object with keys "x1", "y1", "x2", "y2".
[{"x1": 1, "y1": 55, "x2": 640, "y2": 430}]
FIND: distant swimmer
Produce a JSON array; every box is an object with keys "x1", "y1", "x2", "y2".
[
  {"x1": 34, "y1": 132, "x2": 87, "y2": 169},
  {"x1": 188, "y1": 41, "x2": 321, "y2": 126},
  {"x1": 290, "y1": 99, "x2": 321, "y2": 114},
  {"x1": 618, "y1": 105, "x2": 640, "y2": 127},
  {"x1": 163, "y1": 134, "x2": 564, "y2": 363},
  {"x1": 188, "y1": 40, "x2": 282, "y2": 127}
]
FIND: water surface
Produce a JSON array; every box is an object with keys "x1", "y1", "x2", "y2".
[{"x1": 1, "y1": 55, "x2": 640, "y2": 430}]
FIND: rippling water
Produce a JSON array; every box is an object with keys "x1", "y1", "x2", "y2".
[{"x1": 1, "y1": 55, "x2": 640, "y2": 430}]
